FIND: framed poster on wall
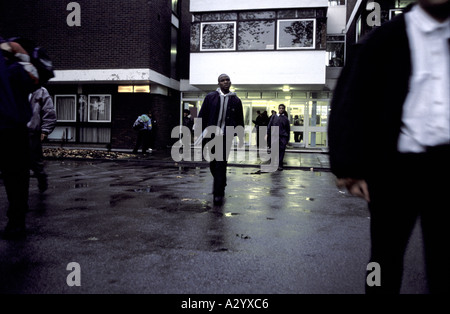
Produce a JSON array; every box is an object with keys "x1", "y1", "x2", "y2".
[{"x1": 88, "y1": 95, "x2": 111, "y2": 122}]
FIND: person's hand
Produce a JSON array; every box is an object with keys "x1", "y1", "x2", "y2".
[
  {"x1": 41, "y1": 133, "x2": 48, "y2": 142},
  {"x1": 336, "y1": 178, "x2": 370, "y2": 202}
]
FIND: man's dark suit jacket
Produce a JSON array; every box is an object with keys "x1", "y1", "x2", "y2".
[
  {"x1": 267, "y1": 114, "x2": 290, "y2": 138},
  {"x1": 197, "y1": 90, "x2": 245, "y2": 134},
  {"x1": 328, "y1": 13, "x2": 412, "y2": 180}
]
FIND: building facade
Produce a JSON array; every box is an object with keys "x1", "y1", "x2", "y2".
[
  {"x1": 181, "y1": 0, "x2": 348, "y2": 149},
  {"x1": 0, "y1": 0, "x2": 191, "y2": 149},
  {"x1": 345, "y1": 0, "x2": 415, "y2": 49},
  {"x1": 1, "y1": 0, "x2": 360, "y2": 150}
]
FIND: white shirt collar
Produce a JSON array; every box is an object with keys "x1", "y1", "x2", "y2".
[{"x1": 410, "y1": 4, "x2": 450, "y2": 34}]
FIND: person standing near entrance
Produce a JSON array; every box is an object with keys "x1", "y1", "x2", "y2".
[
  {"x1": 252, "y1": 110, "x2": 262, "y2": 148},
  {"x1": 328, "y1": 0, "x2": 450, "y2": 294},
  {"x1": 293, "y1": 115, "x2": 304, "y2": 143},
  {"x1": 193, "y1": 73, "x2": 244, "y2": 205},
  {"x1": 266, "y1": 104, "x2": 290, "y2": 171},
  {"x1": 132, "y1": 111, "x2": 153, "y2": 154}
]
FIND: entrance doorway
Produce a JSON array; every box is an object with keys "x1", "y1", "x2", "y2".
[{"x1": 181, "y1": 91, "x2": 330, "y2": 148}]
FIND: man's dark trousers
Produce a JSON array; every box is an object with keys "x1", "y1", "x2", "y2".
[
  {"x1": 206, "y1": 134, "x2": 232, "y2": 197},
  {"x1": 0, "y1": 127, "x2": 30, "y2": 227},
  {"x1": 366, "y1": 145, "x2": 450, "y2": 294}
]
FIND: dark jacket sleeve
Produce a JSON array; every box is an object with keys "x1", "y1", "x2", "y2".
[
  {"x1": 40, "y1": 88, "x2": 56, "y2": 134},
  {"x1": 328, "y1": 43, "x2": 369, "y2": 179},
  {"x1": 233, "y1": 97, "x2": 244, "y2": 128},
  {"x1": 195, "y1": 92, "x2": 213, "y2": 134},
  {"x1": 328, "y1": 14, "x2": 410, "y2": 179}
]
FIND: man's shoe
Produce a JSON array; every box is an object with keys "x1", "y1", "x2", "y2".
[{"x1": 213, "y1": 196, "x2": 224, "y2": 206}]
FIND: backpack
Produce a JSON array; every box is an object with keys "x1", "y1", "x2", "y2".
[
  {"x1": 133, "y1": 114, "x2": 149, "y2": 131},
  {"x1": 133, "y1": 120, "x2": 145, "y2": 131},
  {"x1": 8, "y1": 37, "x2": 55, "y2": 85}
]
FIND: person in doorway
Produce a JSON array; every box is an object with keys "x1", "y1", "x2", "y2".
[
  {"x1": 28, "y1": 86, "x2": 56, "y2": 193},
  {"x1": 260, "y1": 110, "x2": 270, "y2": 148},
  {"x1": 266, "y1": 104, "x2": 290, "y2": 171},
  {"x1": 267, "y1": 110, "x2": 277, "y2": 150},
  {"x1": 0, "y1": 36, "x2": 39, "y2": 239},
  {"x1": 328, "y1": 0, "x2": 450, "y2": 294},
  {"x1": 182, "y1": 109, "x2": 194, "y2": 133},
  {"x1": 252, "y1": 110, "x2": 262, "y2": 148},
  {"x1": 132, "y1": 111, "x2": 153, "y2": 154},
  {"x1": 193, "y1": 74, "x2": 244, "y2": 205},
  {"x1": 293, "y1": 115, "x2": 304, "y2": 143}
]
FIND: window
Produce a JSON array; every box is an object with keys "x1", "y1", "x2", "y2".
[
  {"x1": 80, "y1": 127, "x2": 111, "y2": 143},
  {"x1": 55, "y1": 95, "x2": 76, "y2": 122},
  {"x1": 171, "y1": 26, "x2": 178, "y2": 78},
  {"x1": 171, "y1": 0, "x2": 178, "y2": 14},
  {"x1": 395, "y1": 0, "x2": 415, "y2": 8},
  {"x1": 326, "y1": 35, "x2": 345, "y2": 67},
  {"x1": 389, "y1": 9, "x2": 404, "y2": 19},
  {"x1": 192, "y1": 9, "x2": 325, "y2": 52},
  {"x1": 277, "y1": 19, "x2": 315, "y2": 49},
  {"x1": 200, "y1": 22, "x2": 236, "y2": 51},
  {"x1": 356, "y1": 15, "x2": 362, "y2": 42},
  {"x1": 328, "y1": 0, "x2": 345, "y2": 5},
  {"x1": 88, "y1": 95, "x2": 111, "y2": 122},
  {"x1": 238, "y1": 20, "x2": 275, "y2": 50}
]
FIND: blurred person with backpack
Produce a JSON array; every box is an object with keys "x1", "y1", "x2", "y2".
[
  {"x1": 0, "y1": 36, "x2": 42, "y2": 239},
  {"x1": 132, "y1": 111, "x2": 153, "y2": 154}
]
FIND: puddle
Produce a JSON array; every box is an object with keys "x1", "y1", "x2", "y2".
[
  {"x1": 224, "y1": 212, "x2": 240, "y2": 217},
  {"x1": 126, "y1": 185, "x2": 166, "y2": 193}
]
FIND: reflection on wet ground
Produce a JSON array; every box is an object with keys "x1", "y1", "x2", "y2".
[{"x1": 0, "y1": 160, "x2": 426, "y2": 294}]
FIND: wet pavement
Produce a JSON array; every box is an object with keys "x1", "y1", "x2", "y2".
[{"x1": 0, "y1": 150, "x2": 427, "y2": 294}]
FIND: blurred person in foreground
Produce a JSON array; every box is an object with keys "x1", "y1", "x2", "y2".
[
  {"x1": 328, "y1": 0, "x2": 450, "y2": 294},
  {"x1": 0, "y1": 36, "x2": 39, "y2": 239}
]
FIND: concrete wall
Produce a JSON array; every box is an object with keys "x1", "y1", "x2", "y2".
[
  {"x1": 327, "y1": 5, "x2": 347, "y2": 34},
  {"x1": 190, "y1": 51, "x2": 326, "y2": 86},
  {"x1": 190, "y1": 0, "x2": 328, "y2": 12}
]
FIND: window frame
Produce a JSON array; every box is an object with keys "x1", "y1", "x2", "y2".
[
  {"x1": 200, "y1": 21, "x2": 237, "y2": 51},
  {"x1": 276, "y1": 18, "x2": 316, "y2": 50},
  {"x1": 237, "y1": 19, "x2": 276, "y2": 51},
  {"x1": 88, "y1": 94, "x2": 112, "y2": 123},
  {"x1": 54, "y1": 95, "x2": 77, "y2": 122}
]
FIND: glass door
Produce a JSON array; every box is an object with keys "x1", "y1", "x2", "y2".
[
  {"x1": 305, "y1": 100, "x2": 329, "y2": 147},
  {"x1": 287, "y1": 102, "x2": 306, "y2": 147}
]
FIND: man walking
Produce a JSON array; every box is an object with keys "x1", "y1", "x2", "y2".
[
  {"x1": 194, "y1": 74, "x2": 244, "y2": 205},
  {"x1": 267, "y1": 104, "x2": 290, "y2": 171},
  {"x1": 328, "y1": 0, "x2": 450, "y2": 293}
]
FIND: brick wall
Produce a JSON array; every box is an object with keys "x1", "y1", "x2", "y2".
[{"x1": 0, "y1": 0, "x2": 174, "y2": 76}]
